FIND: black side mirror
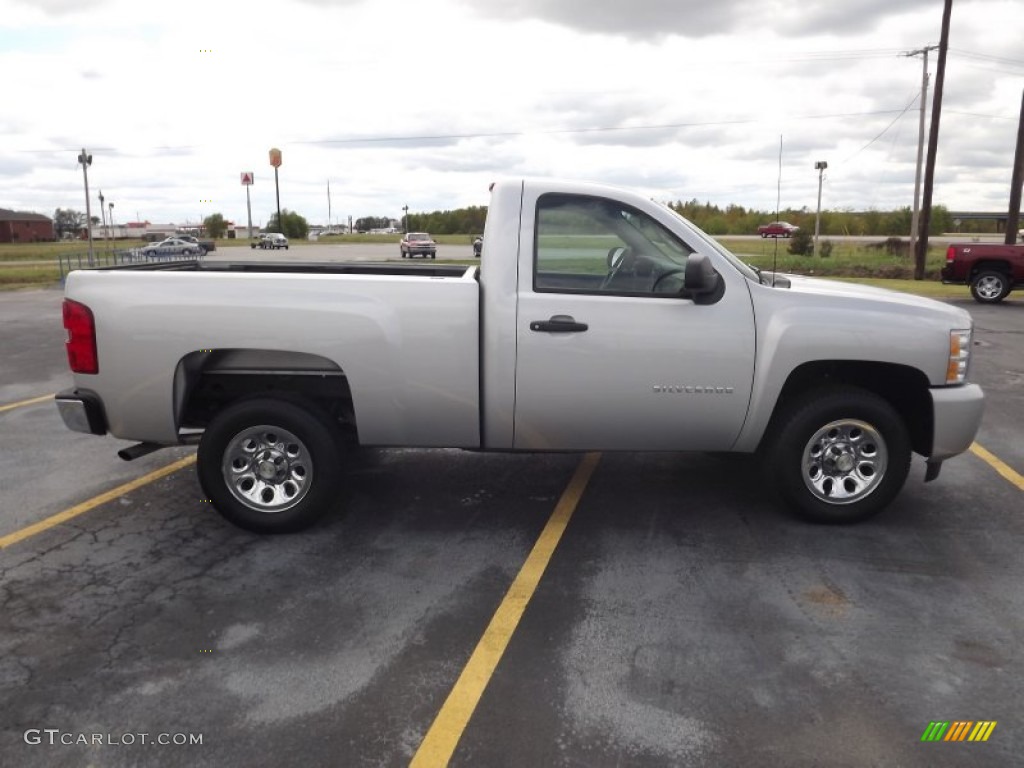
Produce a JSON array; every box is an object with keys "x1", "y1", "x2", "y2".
[{"x1": 683, "y1": 253, "x2": 724, "y2": 304}]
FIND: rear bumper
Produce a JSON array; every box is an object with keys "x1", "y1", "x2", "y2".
[
  {"x1": 929, "y1": 383, "x2": 984, "y2": 460},
  {"x1": 939, "y1": 265, "x2": 962, "y2": 283},
  {"x1": 55, "y1": 388, "x2": 108, "y2": 435}
]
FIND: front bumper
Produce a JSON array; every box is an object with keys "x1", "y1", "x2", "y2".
[
  {"x1": 929, "y1": 383, "x2": 984, "y2": 460},
  {"x1": 55, "y1": 388, "x2": 108, "y2": 435}
]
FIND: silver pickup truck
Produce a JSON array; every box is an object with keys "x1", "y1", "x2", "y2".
[{"x1": 57, "y1": 178, "x2": 984, "y2": 532}]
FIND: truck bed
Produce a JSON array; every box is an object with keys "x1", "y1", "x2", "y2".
[{"x1": 63, "y1": 260, "x2": 482, "y2": 447}]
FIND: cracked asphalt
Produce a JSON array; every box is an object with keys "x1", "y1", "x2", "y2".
[{"x1": 1, "y1": 285, "x2": 1022, "y2": 767}]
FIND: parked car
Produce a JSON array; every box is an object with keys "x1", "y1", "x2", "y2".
[
  {"x1": 56, "y1": 177, "x2": 984, "y2": 533},
  {"x1": 174, "y1": 234, "x2": 216, "y2": 252},
  {"x1": 139, "y1": 237, "x2": 205, "y2": 258},
  {"x1": 757, "y1": 221, "x2": 799, "y2": 238},
  {"x1": 941, "y1": 242, "x2": 1024, "y2": 303},
  {"x1": 400, "y1": 232, "x2": 437, "y2": 259},
  {"x1": 251, "y1": 233, "x2": 289, "y2": 250}
]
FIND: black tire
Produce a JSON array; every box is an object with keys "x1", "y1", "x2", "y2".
[
  {"x1": 768, "y1": 387, "x2": 911, "y2": 524},
  {"x1": 970, "y1": 270, "x2": 1009, "y2": 304},
  {"x1": 197, "y1": 397, "x2": 345, "y2": 533}
]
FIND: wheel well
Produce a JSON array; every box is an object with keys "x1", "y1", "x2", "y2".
[
  {"x1": 767, "y1": 361, "x2": 932, "y2": 456},
  {"x1": 969, "y1": 260, "x2": 1011, "y2": 279},
  {"x1": 174, "y1": 349, "x2": 358, "y2": 443}
]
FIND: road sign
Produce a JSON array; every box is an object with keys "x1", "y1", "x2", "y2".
[
  {"x1": 241, "y1": 172, "x2": 254, "y2": 185},
  {"x1": 269, "y1": 148, "x2": 282, "y2": 168}
]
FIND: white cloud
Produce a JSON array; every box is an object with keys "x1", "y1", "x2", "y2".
[{"x1": 0, "y1": 0, "x2": 1021, "y2": 226}]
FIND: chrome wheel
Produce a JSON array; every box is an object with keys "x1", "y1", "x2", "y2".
[
  {"x1": 222, "y1": 425, "x2": 312, "y2": 514},
  {"x1": 974, "y1": 274, "x2": 1004, "y2": 301},
  {"x1": 801, "y1": 419, "x2": 887, "y2": 505}
]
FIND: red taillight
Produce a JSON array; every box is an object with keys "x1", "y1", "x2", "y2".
[
  {"x1": 946, "y1": 246, "x2": 955, "y2": 263},
  {"x1": 63, "y1": 299, "x2": 98, "y2": 374}
]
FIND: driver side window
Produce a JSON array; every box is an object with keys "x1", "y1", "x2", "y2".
[{"x1": 533, "y1": 193, "x2": 692, "y2": 295}]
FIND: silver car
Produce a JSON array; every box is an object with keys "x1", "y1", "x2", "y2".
[{"x1": 140, "y1": 237, "x2": 205, "y2": 258}]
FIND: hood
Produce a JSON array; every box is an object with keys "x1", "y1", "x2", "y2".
[{"x1": 756, "y1": 273, "x2": 974, "y2": 328}]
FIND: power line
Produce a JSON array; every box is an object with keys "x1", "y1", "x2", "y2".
[
  {"x1": 949, "y1": 48, "x2": 1024, "y2": 68},
  {"x1": 840, "y1": 93, "x2": 921, "y2": 162}
]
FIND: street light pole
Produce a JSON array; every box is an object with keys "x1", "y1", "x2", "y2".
[
  {"x1": 78, "y1": 149, "x2": 95, "y2": 265},
  {"x1": 108, "y1": 203, "x2": 114, "y2": 243},
  {"x1": 98, "y1": 190, "x2": 109, "y2": 249},
  {"x1": 402, "y1": 205, "x2": 409, "y2": 234},
  {"x1": 814, "y1": 160, "x2": 827, "y2": 258}
]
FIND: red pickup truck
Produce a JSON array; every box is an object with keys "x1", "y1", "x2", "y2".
[{"x1": 941, "y1": 242, "x2": 1024, "y2": 303}]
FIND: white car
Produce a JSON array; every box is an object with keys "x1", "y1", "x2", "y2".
[{"x1": 139, "y1": 237, "x2": 205, "y2": 258}]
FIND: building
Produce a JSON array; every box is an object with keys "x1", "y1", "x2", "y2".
[{"x1": 0, "y1": 209, "x2": 55, "y2": 243}]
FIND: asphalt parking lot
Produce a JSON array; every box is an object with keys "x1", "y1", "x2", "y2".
[{"x1": 1, "y1": 268, "x2": 1022, "y2": 767}]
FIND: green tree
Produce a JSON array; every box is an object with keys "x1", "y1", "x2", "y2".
[
  {"x1": 203, "y1": 213, "x2": 227, "y2": 239},
  {"x1": 53, "y1": 208, "x2": 88, "y2": 239},
  {"x1": 266, "y1": 209, "x2": 309, "y2": 239}
]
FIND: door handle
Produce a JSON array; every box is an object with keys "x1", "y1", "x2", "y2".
[{"x1": 529, "y1": 314, "x2": 589, "y2": 333}]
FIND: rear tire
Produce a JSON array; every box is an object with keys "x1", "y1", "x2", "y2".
[
  {"x1": 197, "y1": 397, "x2": 345, "y2": 533},
  {"x1": 768, "y1": 387, "x2": 911, "y2": 524},
  {"x1": 970, "y1": 270, "x2": 1009, "y2": 304}
]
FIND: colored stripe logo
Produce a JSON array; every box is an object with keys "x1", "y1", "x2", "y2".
[{"x1": 921, "y1": 721, "x2": 997, "y2": 742}]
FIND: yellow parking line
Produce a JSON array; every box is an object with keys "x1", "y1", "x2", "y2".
[
  {"x1": 0, "y1": 454, "x2": 197, "y2": 549},
  {"x1": 970, "y1": 442, "x2": 1024, "y2": 493},
  {"x1": 0, "y1": 393, "x2": 55, "y2": 413},
  {"x1": 411, "y1": 452, "x2": 601, "y2": 767}
]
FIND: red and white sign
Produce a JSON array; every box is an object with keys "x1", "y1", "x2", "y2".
[{"x1": 240, "y1": 172, "x2": 254, "y2": 185}]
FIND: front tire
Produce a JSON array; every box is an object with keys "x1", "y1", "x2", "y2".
[
  {"x1": 769, "y1": 387, "x2": 911, "y2": 524},
  {"x1": 970, "y1": 270, "x2": 1009, "y2": 304},
  {"x1": 197, "y1": 397, "x2": 345, "y2": 533}
]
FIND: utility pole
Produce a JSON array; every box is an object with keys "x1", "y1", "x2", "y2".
[
  {"x1": 78, "y1": 149, "x2": 95, "y2": 265},
  {"x1": 903, "y1": 45, "x2": 938, "y2": 261},
  {"x1": 915, "y1": 0, "x2": 953, "y2": 280},
  {"x1": 1006, "y1": 88, "x2": 1024, "y2": 245}
]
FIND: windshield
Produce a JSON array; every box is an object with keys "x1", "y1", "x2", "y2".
[{"x1": 661, "y1": 204, "x2": 761, "y2": 283}]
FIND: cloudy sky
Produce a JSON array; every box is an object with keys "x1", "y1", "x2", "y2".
[{"x1": 1, "y1": 0, "x2": 1022, "y2": 229}]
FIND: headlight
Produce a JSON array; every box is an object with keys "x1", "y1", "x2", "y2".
[{"x1": 946, "y1": 329, "x2": 972, "y2": 384}]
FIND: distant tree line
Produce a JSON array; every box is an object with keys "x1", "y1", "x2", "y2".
[
  {"x1": 389, "y1": 202, "x2": 963, "y2": 237},
  {"x1": 55, "y1": 199, "x2": 1002, "y2": 242},
  {"x1": 667, "y1": 200, "x2": 955, "y2": 237},
  {"x1": 404, "y1": 205, "x2": 488, "y2": 235}
]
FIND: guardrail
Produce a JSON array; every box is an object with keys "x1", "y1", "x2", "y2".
[{"x1": 58, "y1": 249, "x2": 204, "y2": 281}]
